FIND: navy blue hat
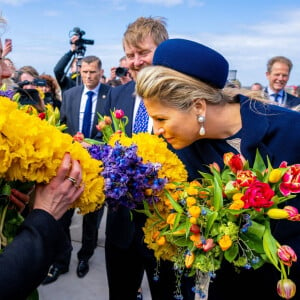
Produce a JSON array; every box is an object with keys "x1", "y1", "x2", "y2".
[{"x1": 153, "y1": 39, "x2": 229, "y2": 89}]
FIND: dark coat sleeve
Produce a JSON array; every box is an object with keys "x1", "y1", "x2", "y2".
[
  {"x1": 53, "y1": 51, "x2": 77, "y2": 92},
  {"x1": 0, "y1": 209, "x2": 66, "y2": 300}
]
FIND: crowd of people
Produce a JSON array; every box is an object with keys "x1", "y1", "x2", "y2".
[{"x1": 1, "y1": 13, "x2": 300, "y2": 300}]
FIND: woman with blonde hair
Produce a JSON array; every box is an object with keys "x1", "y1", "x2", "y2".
[{"x1": 136, "y1": 38, "x2": 300, "y2": 300}]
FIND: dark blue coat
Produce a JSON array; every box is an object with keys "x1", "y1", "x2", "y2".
[
  {"x1": 176, "y1": 95, "x2": 300, "y2": 300},
  {"x1": 0, "y1": 210, "x2": 66, "y2": 299}
]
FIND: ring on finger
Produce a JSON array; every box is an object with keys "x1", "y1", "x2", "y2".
[{"x1": 66, "y1": 176, "x2": 77, "y2": 186}]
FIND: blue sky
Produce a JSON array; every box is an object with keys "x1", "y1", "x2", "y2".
[{"x1": 1, "y1": 0, "x2": 300, "y2": 87}]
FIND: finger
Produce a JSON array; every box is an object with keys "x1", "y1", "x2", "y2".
[
  {"x1": 55, "y1": 153, "x2": 72, "y2": 182},
  {"x1": 11, "y1": 189, "x2": 30, "y2": 204},
  {"x1": 69, "y1": 159, "x2": 82, "y2": 183},
  {"x1": 9, "y1": 194, "x2": 26, "y2": 212}
]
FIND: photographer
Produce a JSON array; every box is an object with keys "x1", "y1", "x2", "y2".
[
  {"x1": 40, "y1": 74, "x2": 62, "y2": 110},
  {"x1": 53, "y1": 35, "x2": 81, "y2": 93},
  {"x1": 15, "y1": 66, "x2": 46, "y2": 112},
  {"x1": 107, "y1": 56, "x2": 132, "y2": 85},
  {"x1": 54, "y1": 28, "x2": 94, "y2": 93}
]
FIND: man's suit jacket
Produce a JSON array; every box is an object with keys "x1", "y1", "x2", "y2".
[
  {"x1": 285, "y1": 92, "x2": 300, "y2": 108},
  {"x1": 103, "y1": 81, "x2": 148, "y2": 249},
  {"x1": 0, "y1": 210, "x2": 66, "y2": 299},
  {"x1": 60, "y1": 83, "x2": 111, "y2": 138}
]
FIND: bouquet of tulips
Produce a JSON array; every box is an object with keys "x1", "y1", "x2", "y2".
[{"x1": 143, "y1": 150, "x2": 300, "y2": 299}]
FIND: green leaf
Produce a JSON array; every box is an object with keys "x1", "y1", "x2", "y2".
[
  {"x1": 26, "y1": 288, "x2": 39, "y2": 300},
  {"x1": 224, "y1": 243, "x2": 239, "y2": 262},
  {"x1": 240, "y1": 232, "x2": 264, "y2": 253},
  {"x1": 205, "y1": 211, "x2": 218, "y2": 237},
  {"x1": 247, "y1": 220, "x2": 265, "y2": 239},
  {"x1": 262, "y1": 223, "x2": 280, "y2": 271},
  {"x1": 212, "y1": 169, "x2": 223, "y2": 210},
  {"x1": 253, "y1": 149, "x2": 267, "y2": 173},
  {"x1": 164, "y1": 189, "x2": 183, "y2": 213}
]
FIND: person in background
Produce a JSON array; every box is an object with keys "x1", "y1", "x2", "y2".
[
  {"x1": 42, "y1": 55, "x2": 110, "y2": 285},
  {"x1": 265, "y1": 56, "x2": 300, "y2": 108},
  {"x1": 250, "y1": 82, "x2": 263, "y2": 91},
  {"x1": 103, "y1": 17, "x2": 194, "y2": 300},
  {"x1": 54, "y1": 35, "x2": 82, "y2": 93},
  {"x1": 39, "y1": 74, "x2": 62, "y2": 110},
  {"x1": 136, "y1": 38, "x2": 300, "y2": 300},
  {"x1": 16, "y1": 65, "x2": 39, "y2": 89},
  {"x1": 107, "y1": 56, "x2": 132, "y2": 85}
]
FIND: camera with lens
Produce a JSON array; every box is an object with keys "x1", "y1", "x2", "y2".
[
  {"x1": 17, "y1": 78, "x2": 47, "y2": 88},
  {"x1": 116, "y1": 67, "x2": 128, "y2": 77},
  {"x1": 71, "y1": 27, "x2": 94, "y2": 57}
]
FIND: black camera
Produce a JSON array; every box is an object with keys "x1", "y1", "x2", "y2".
[
  {"x1": 116, "y1": 67, "x2": 128, "y2": 77},
  {"x1": 70, "y1": 27, "x2": 94, "y2": 57},
  {"x1": 17, "y1": 78, "x2": 47, "y2": 88}
]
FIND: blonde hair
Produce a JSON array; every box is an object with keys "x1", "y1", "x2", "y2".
[
  {"x1": 136, "y1": 65, "x2": 230, "y2": 110},
  {"x1": 123, "y1": 17, "x2": 168, "y2": 49},
  {"x1": 136, "y1": 65, "x2": 271, "y2": 110}
]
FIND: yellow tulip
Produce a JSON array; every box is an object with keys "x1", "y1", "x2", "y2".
[
  {"x1": 267, "y1": 208, "x2": 289, "y2": 219},
  {"x1": 218, "y1": 235, "x2": 232, "y2": 251},
  {"x1": 166, "y1": 213, "x2": 177, "y2": 225},
  {"x1": 232, "y1": 193, "x2": 244, "y2": 202},
  {"x1": 269, "y1": 169, "x2": 282, "y2": 183},
  {"x1": 185, "y1": 251, "x2": 195, "y2": 268},
  {"x1": 188, "y1": 206, "x2": 201, "y2": 218},
  {"x1": 186, "y1": 196, "x2": 197, "y2": 207}
]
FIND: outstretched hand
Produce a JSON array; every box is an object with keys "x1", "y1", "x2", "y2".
[{"x1": 34, "y1": 153, "x2": 84, "y2": 220}]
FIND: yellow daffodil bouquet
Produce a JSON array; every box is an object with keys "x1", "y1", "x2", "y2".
[
  {"x1": 0, "y1": 94, "x2": 105, "y2": 216},
  {"x1": 143, "y1": 150, "x2": 300, "y2": 299}
]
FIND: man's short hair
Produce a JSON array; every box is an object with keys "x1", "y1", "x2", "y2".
[
  {"x1": 81, "y1": 56, "x2": 102, "y2": 69},
  {"x1": 123, "y1": 16, "x2": 169, "y2": 49},
  {"x1": 267, "y1": 56, "x2": 293, "y2": 73}
]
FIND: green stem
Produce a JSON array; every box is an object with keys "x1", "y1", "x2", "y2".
[{"x1": 0, "y1": 202, "x2": 9, "y2": 249}]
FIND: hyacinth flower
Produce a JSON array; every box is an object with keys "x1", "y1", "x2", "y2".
[{"x1": 88, "y1": 142, "x2": 167, "y2": 209}]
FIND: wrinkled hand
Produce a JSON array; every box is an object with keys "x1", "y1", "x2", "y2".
[{"x1": 33, "y1": 153, "x2": 84, "y2": 220}]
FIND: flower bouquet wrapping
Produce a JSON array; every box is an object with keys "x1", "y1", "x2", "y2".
[{"x1": 143, "y1": 151, "x2": 300, "y2": 299}]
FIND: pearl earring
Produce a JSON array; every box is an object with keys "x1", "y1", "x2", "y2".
[{"x1": 198, "y1": 115, "x2": 206, "y2": 136}]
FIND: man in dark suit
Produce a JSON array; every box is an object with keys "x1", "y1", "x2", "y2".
[
  {"x1": 265, "y1": 56, "x2": 300, "y2": 109},
  {"x1": 103, "y1": 17, "x2": 194, "y2": 300},
  {"x1": 42, "y1": 55, "x2": 111, "y2": 284}
]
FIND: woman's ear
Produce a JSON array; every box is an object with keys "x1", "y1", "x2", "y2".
[{"x1": 193, "y1": 98, "x2": 206, "y2": 115}]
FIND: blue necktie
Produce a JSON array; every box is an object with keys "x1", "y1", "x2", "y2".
[
  {"x1": 133, "y1": 100, "x2": 149, "y2": 133},
  {"x1": 82, "y1": 91, "x2": 94, "y2": 138},
  {"x1": 272, "y1": 93, "x2": 279, "y2": 103}
]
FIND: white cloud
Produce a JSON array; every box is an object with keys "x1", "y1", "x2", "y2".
[
  {"x1": 43, "y1": 10, "x2": 61, "y2": 17},
  {"x1": 0, "y1": 0, "x2": 34, "y2": 6},
  {"x1": 136, "y1": 0, "x2": 183, "y2": 7}
]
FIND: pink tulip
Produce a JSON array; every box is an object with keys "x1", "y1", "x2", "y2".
[
  {"x1": 279, "y1": 164, "x2": 300, "y2": 196},
  {"x1": 277, "y1": 278, "x2": 296, "y2": 299},
  {"x1": 114, "y1": 109, "x2": 125, "y2": 119},
  {"x1": 277, "y1": 245, "x2": 297, "y2": 267}
]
